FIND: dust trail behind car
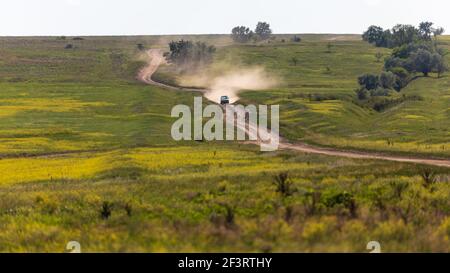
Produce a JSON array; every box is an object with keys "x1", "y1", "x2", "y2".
[{"x1": 139, "y1": 49, "x2": 450, "y2": 168}]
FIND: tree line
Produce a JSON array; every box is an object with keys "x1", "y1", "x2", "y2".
[
  {"x1": 231, "y1": 22, "x2": 273, "y2": 43},
  {"x1": 166, "y1": 40, "x2": 216, "y2": 71},
  {"x1": 357, "y1": 22, "x2": 448, "y2": 101},
  {"x1": 363, "y1": 22, "x2": 444, "y2": 48}
]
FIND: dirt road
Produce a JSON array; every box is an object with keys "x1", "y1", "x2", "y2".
[{"x1": 139, "y1": 49, "x2": 450, "y2": 168}]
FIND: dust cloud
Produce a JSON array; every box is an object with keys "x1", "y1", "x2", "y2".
[{"x1": 180, "y1": 67, "x2": 278, "y2": 104}]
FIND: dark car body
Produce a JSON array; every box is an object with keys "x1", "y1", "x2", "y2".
[{"x1": 220, "y1": 96, "x2": 230, "y2": 105}]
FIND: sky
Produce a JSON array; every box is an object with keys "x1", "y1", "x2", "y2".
[{"x1": 0, "y1": 0, "x2": 449, "y2": 36}]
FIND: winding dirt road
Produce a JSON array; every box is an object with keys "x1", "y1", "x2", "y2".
[{"x1": 139, "y1": 49, "x2": 450, "y2": 168}]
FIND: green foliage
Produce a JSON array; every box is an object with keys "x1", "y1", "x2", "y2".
[
  {"x1": 273, "y1": 172, "x2": 296, "y2": 197},
  {"x1": 255, "y1": 22, "x2": 272, "y2": 41},
  {"x1": 379, "y1": 71, "x2": 396, "y2": 89},
  {"x1": 420, "y1": 168, "x2": 437, "y2": 188},
  {"x1": 362, "y1": 25, "x2": 388, "y2": 47},
  {"x1": 0, "y1": 35, "x2": 448, "y2": 252},
  {"x1": 363, "y1": 22, "x2": 444, "y2": 48},
  {"x1": 167, "y1": 40, "x2": 216, "y2": 70},
  {"x1": 375, "y1": 52, "x2": 383, "y2": 62},
  {"x1": 358, "y1": 73, "x2": 379, "y2": 90},
  {"x1": 231, "y1": 26, "x2": 254, "y2": 43},
  {"x1": 410, "y1": 49, "x2": 434, "y2": 76}
]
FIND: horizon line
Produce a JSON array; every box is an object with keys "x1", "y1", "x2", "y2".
[{"x1": 0, "y1": 32, "x2": 364, "y2": 38}]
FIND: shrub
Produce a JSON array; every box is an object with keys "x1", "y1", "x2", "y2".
[
  {"x1": 379, "y1": 71, "x2": 397, "y2": 89},
  {"x1": 356, "y1": 88, "x2": 370, "y2": 100},
  {"x1": 273, "y1": 172, "x2": 295, "y2": 197},
  {"x1": 420, "y1": 168, "x2": 437, "y2": 188},
  {"x1": 291, "y1": 36, "x2": 301, "y2": 43},
  {"x1": 210, "y1": 204, "x2": 235, "y2": 229},
  {"x1": 136, "y1": 43, "x2": 145, "y2": 51},
  {"x1": 375, "y1": 52, "x2": 383, "y2": 62},
  {"x1": 370, "y1": 87, "x2": 392, "y2": 97},
  {"x1": 389, "y1": 181, "x2": 409, "y2": 199},
  {"x1": 100, "y1": 201, "x2": 113, "y2": 219},
  {"x1": 358, "y1": 74, "x2": 379, "y2": 90},
  {"x1": 323, "y1": 191, "x2": 358, "y2": 218}
]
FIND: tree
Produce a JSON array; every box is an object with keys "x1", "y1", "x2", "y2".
[
  {"x1": 391, "y1": 24, "x2": 419, "y2": 47},
  {"x1": 356, "y1": 88, "x2": 370, "y2": 100},
  {"x1": 433, "y1": 27, "x2": 445, "y2": 38},
  {"x1": 419, "y1": 21, "x2": 434, "y2": 41},
  {"x1": 362, "y1": 26, "x2": 385, "y2": 46},
  {"x1": 231, "y1": 26, "x2": 253, "y2": 43},
  {"x1": 379, "y1": 71, "x2": 397, "y2": 89},
  {"x1": 255, "y1": 22, "x2": 272, "y2": 41},
  {"x1": 167, "y1": 40, "x2": 216, "y2": 70},
  {"x1": 358, "y1": 74, "x2": 379, "y2": 90},
  {"x1": 431, "y1": 53, "x2": 448, "y2": 78},
  {"x1": 362, "y1": 26, "x2": 392, "y2": 47},
  {"x1": 410, "y1": 49, "x2": 433, "y2": 76},
  {"x1": 433, "y1": 27, "x2": 445, "y2": 44},
  {"x1": 389, "y1": 67, "x2": 410, "y2": 90}
]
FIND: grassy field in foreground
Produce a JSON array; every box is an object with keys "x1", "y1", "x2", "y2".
[
  {"x1": 156, "y1": 34, "x2": 450, "y2": 157},
  {"x1": 0, "y1": 35, "x2": 449, "y2": 252},
  {"x1": 0, "y1": 145, "x2": 449, "y2": 252}
]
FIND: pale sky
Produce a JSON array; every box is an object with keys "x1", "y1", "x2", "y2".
[{"x1": 1, "y1": 0, "x2": 448, "y2": 36}]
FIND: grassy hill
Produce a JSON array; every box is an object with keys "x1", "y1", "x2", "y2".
[
  {"x1": 0, "y1": 35, "x2": 449, "y2": 252},
  {"x1": 156, "y1": 34, "x2": 450, "y2": 157}
]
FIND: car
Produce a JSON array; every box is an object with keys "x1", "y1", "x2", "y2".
[{"x1": 220, "y1": 96, "x2": 230, "y2": 105}]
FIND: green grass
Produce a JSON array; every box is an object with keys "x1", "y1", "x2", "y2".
[
  {"x1": 233, "y1": 38, "x2": 450, "y2": 157},
  {"x1": 0, "y1": 35, "x2": 449, "y2": 252},
  {"x1": 159, "y1": 35, "x2": 449, "y2": 157},
  {"x1": 0, "y1": 37, "x2": 202, "y2": 156},
  {"x1": 0, "y1": 145, "x2": 449, "y2": 252}
]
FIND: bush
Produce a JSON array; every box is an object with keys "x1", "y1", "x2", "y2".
[
  {"x1": 136, "y1": 43, "x2": 145, "y2": 51},
  {"x1": 291, "y1": 36, "x2": 301, "y2": 42},
  {"x1": 379, "y1": 71, "x2": 397, "y2": 89},
  {"x1": 356, "y1": 88, "x2": 370, "y2": 100},
  {"x1": 100, "y1": 201, "x2": 113, "y2": 219},
  {"x1": 358, "y1": 74, "x2": 379, "y2": 90},
  {"x1": 273, "y1": 172, "x2": 295, "y2": 197},
  {"x1": 323, "y1": 191, "x2": 358, "y2": 217},
  {"x1": 370, "y1": 87, "x2": 392, "y2": 97},
  {"x1": 389, "y1": 67, "x2": 411, "y2": 90},
  {"x1": 420, "y1": 168, "x2": 437, "y2": 188}
]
